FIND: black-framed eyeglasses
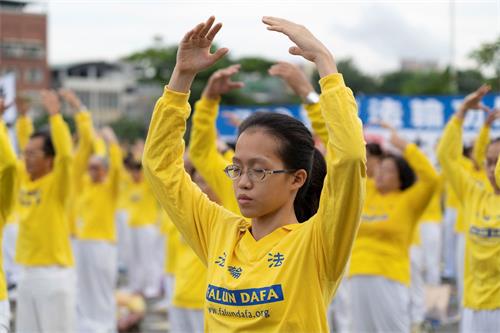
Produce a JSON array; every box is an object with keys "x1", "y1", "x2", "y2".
[{"x1": 223, "y1": 164, "x2": 296, "y2": 182}]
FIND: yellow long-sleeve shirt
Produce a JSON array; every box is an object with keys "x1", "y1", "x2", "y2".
[
  {"x1": 125, "y1": 177, "x2": 160, "y2": 228},
  {"x1": 161, "y1": 211, "x2": 207, "y2": 309},
  {"x1": 419, "y1": 176, "x2": 443, "y2": 224},
  {"x1": 472, "y1": 124, "x2": 490, "y2": 168},
  {"x1": 172, "y1": 234, "x2": 207, "y2": 309},
  {"x1": 454, "y1": 161, "x2": 492, "y2": 234},
  {"x1": 444, "y1": 180, "x2": 460, "y2": 210},
  {"x1": 16, "y1": 114, "x2": 74, "y2": 267},
  {"x1": 143, "y1": 73, "x2": 366, "y2": 332},
  {"x1": 160, "y1": 211, "x2": 178, "y2": 275},
  {"x1": 15, "y1": 115, "x2": 33, "y2": 153},
  {"x1": 1, "y1": 121, "x2": 17, "y2": 224},
  {"x1": 78, "y1": 144, "x2": 122, "y2": 242},
  {"x1": 452, "y1": 125, "x2": 494, "y2": 235},
  {"x1": 304, "y1": 102, "x2": 328, "y2": 147},
  {"x1": 117, "y1": 169, "x2": 133, "y2": 211},
  {"x1": 0, "y1": 120, "x2": 17, "y2": 300},
  {"x1": 68, "y1": 111, "x2": 95, "y2": 238},
  {"x1": 496, "y1": 157, "x2": 500, "y2": 188},
  {"x1": 437, "y1": 116, "x2": 500, "y2": 310},
  {"x1": 349, "y1": 144, "x2": 438, "y2": 285},
  {"x1": 189, "y1": 97, "x2": 241, "y2": 215}
]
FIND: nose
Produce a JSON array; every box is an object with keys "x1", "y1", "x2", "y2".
[{"x1": 237, "y1": 170, "x2": 252, "y2": 190}]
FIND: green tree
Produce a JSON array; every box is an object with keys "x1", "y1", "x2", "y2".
[
  {"x1": 336, "y1": 58, "x2": 378, "y2": 94},
  {"x1": 469, "y1": 36, "x2": 500, "y2": 90},
  {"x1": 456, "y1": 69, "x2": 485, "y2": 94},
  {"x1": 109, "y1": 116, "x2": 147, "y2": 143},
  {"x1": 123, "y1": 44, "x2": 234, "y2": 104},
  {"x1": 311, "y1": 58, "x2": 379, "y2": 95},
  {"x1": 401, "y1": 68, "x2": 452, "y2": 95}
]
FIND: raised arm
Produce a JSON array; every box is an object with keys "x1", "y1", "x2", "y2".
[
  {"x1": 60, "y1": 89, "x2": 94, "y2": 189},
  {"x1": 496, "y1": 151, "x2": 500, "y2": 189},
  {"x1": 41, "y1": 90, "x2": 73, "y2": 204},
  {"x1": 15, "y1": 97, "x2": 33, "y2": 154},
  {"x1": 143, "y1": 17, "x2": 238, "y2": 264},
  {"x1": 472, "y1": 108, "x2": 500, "y2": 168},
  {"x1": 385, "y1": 125, "x2": 438, "y2": 216},
  {"x1": 189, "y1": 64, "x2": 243, "y2": 214},
  {"x1": 263, "y1": 17, "x2": 366, "y2": 281},
  {"x1": 268, "y1": 61, "x2": 328, "y2": 146},
  {"x1": 0, "y1": 99, "x2": 18, "y2": 223},
  {"x1": 437, "y1": 85, "x2": 491, "y2": 203},
  {"x1": 101, "y1": 126, "x2": 122, "y2": 199}
]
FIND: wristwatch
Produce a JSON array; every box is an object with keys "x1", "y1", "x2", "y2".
[{"x1": 303, "y1": 91, "x2": 320, "y2": 105}]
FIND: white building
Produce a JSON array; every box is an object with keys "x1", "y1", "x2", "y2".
[{"x1": 51, "y1": 61, "x2": 162, "y2": 125}]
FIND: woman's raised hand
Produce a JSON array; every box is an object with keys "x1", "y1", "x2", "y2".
[
  {"x1": 262, "y1": 17, "x2": 337, "y2": 78},
  {"x1": 169, "y1": 16, "x2": 228, "y2": 93}
]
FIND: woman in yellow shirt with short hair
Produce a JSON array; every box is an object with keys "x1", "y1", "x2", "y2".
[
  {"x1": 348, "y1": 127, "x2": 438, "y2": 332},
  {"x1": 143, "y1": 16, "x2": 366, "y2": 332}
]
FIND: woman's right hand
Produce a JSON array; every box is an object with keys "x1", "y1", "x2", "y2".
[
  {"x1": 169, "y1": 16, "x2": 228, "y2": 93},
  {"x1": 262, "y1": 17, "x2": 337, "y2": 78}
]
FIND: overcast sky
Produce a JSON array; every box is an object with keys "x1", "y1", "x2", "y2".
[{"x1": 40, "y1": 0, "x2": 500, "y2": 75}]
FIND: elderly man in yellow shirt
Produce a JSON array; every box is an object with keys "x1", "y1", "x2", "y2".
[
  {"x1": 12, "y1": 91, "x2": 76, "y2": 332},
  {"x1": 438, "y1": 84, "x2": 500, "y2": 332},
  {"x1": 124, "y1": 155, "x2": 164, "y2": 298},
  {"x1": 59, "y1": 88, "x2": 123, "y2": 333}
]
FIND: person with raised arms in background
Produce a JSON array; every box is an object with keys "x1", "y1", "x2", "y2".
[
  {"x1": 348, "y1": 123, "x2": 438, "y2": 332},
  {"x1": 437, "y1": 85, "x2": 500, "y2": 333},
  {"x1": 0, "y1": 97, "x2": 17, "y2": 332},
  {"x1": 59, "y1": 88, "x2": 122, "y2": 333},
  {"x1": 13, "y1": 90, "x2": 76, "y2": 332}
]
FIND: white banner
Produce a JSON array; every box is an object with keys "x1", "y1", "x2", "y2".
[{"x1": 0, "y1": 73, "x2": 17, "y2": 124}]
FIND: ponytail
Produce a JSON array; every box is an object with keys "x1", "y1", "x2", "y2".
[{"x1": 294, "y1": 147, "x2": 326, "y2": 222}]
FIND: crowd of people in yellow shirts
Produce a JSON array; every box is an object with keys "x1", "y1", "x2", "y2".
[{"x1": 0, "y1": 16, "x2": 500, "y2": 333}]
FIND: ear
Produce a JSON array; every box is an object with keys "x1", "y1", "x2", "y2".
[
  {"x1": 290, "y1": 169, "x2": 307, "y2": 190},
  {"x1": 46, "y1": 156, "x2": 55, "y2": 170}
]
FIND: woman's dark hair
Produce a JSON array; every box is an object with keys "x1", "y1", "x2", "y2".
[
  {"x1": 238, "y1": 112, "x2": 327, "y2": 223},
  {"x1": 366, "y1": 142, "x2": 383, "y2": 158},
  {"x1": 30, "y1": 130, "x2": 55, "y2": 157},
  {"x1": 124, "y1": 152, "x2": 142, "y2": 171},
  {"x1": 382, "y1": 153, "x2": 416, "y2": 191},
  {"x1": 463, "y1": 145, "x2": 473, "y2": 159}
]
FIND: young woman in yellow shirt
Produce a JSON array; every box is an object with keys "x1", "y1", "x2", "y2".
[{"x1": 143, "y1": 16, "x2": 366, "y2": 332}]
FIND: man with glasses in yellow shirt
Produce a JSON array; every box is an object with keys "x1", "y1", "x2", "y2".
[{"x1": 13, "y1": 91, "x2": 76, "y2": 332}]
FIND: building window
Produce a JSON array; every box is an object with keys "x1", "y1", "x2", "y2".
[
  {"x1": 1, "y1": 43, "x2": 23, "y2": 58},
  {"x1": 75, "y1": 91, "x2": 91, "y2": 109},
  {"x1": 98, "y1": 92, "x2": 118, "y2": 109},
  {"x1": 1, "y1": 67, "x2": 21, "y2": 80},
  {"x1": 24, "y1": 44, "x2": 45, "y2": 59},
  {"x1": 0, "y1": 41, "x2": 45, "y2": 59},
  {"x1": 25, "y1": 68, "x2": 44, "y2": 83}
]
